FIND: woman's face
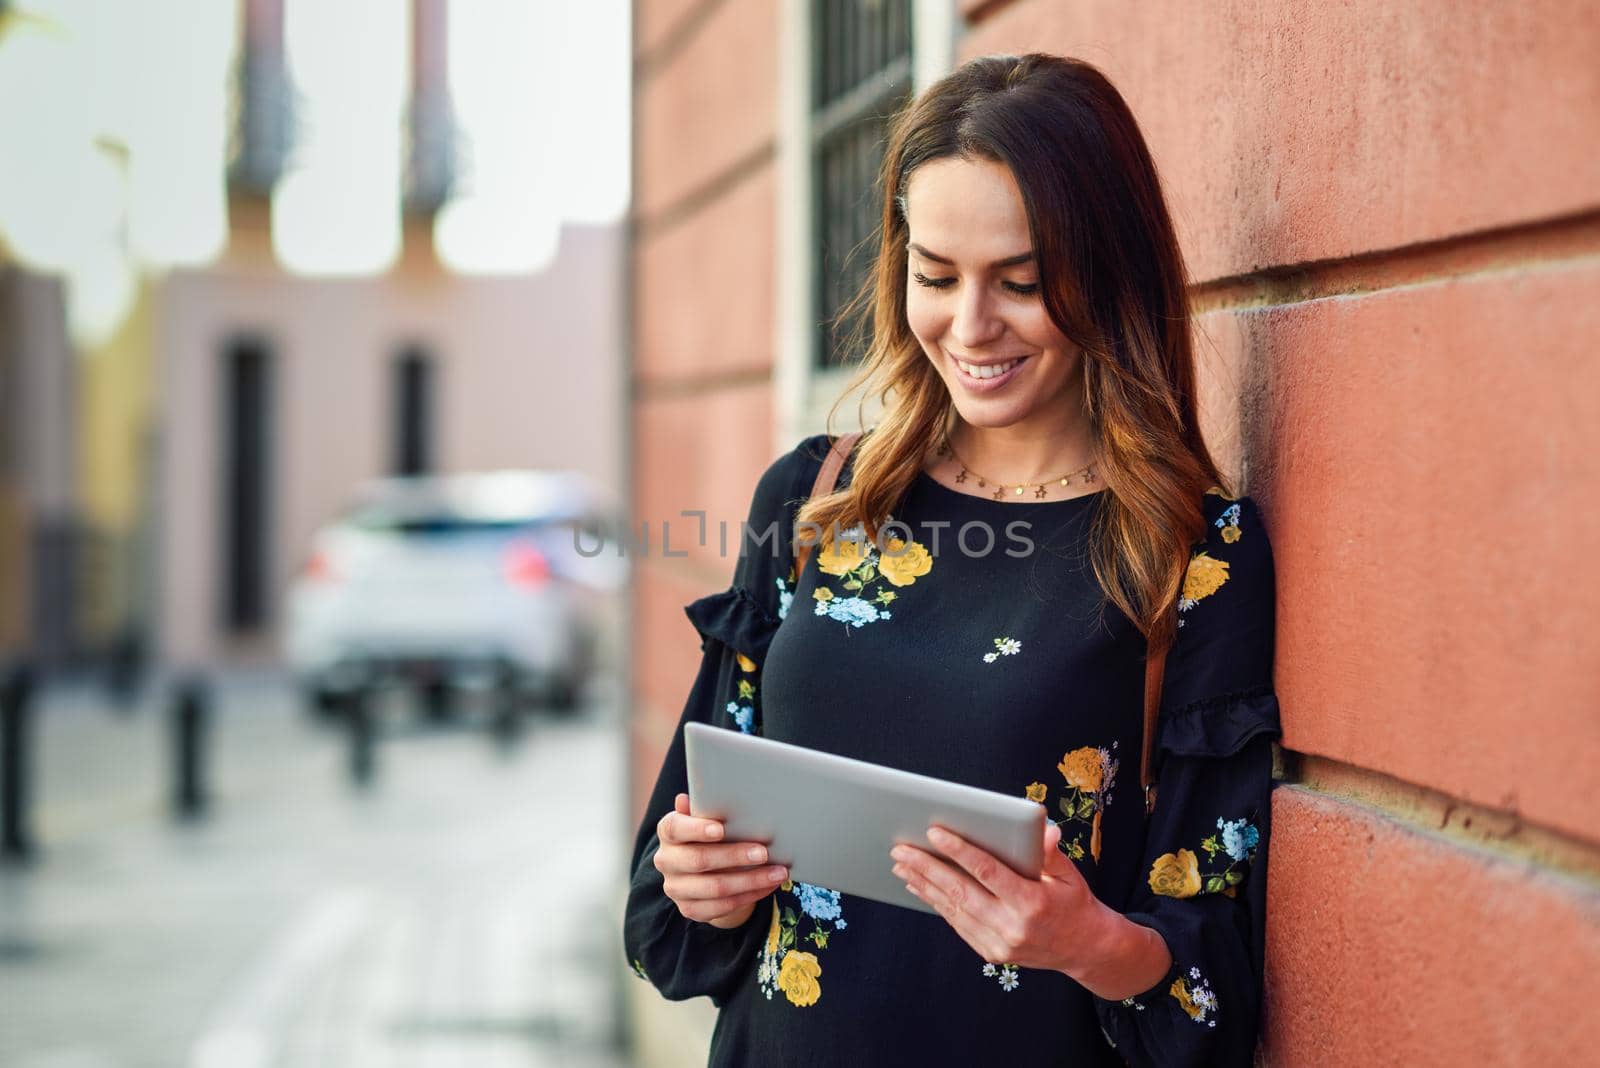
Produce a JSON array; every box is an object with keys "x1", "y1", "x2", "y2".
[{"x1": 902, "y1": 156, "x2": 1083, "y2": 437}]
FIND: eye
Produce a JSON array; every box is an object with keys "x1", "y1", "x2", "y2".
[
  {"x1": 1002, "y1": 281, "x2": 1040, "y2": 297},
  {"x1": 911, "y1": 271, "x2": 955, "y2": 289}
]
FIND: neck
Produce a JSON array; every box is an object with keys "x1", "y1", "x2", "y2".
[{"x1": 946, "y1": 410, "x2": 1095, "y2": 485}]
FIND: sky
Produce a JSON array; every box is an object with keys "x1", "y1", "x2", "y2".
[{"x1": 0, "y1": 0, "x2": 632, "y2": 343}]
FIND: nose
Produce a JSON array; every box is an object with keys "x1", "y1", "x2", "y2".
[{"x1": 949, "y1": 282, "x2": 1004, "y2": 350}]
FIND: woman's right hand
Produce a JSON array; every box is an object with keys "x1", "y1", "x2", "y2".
[{"x1": 655, "y1": 792, "x2": 788, "y2": 929}]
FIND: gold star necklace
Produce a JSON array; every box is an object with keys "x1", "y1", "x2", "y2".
[{"x1": 935, "y1": 434, "x2": 1097, "y2": 500}]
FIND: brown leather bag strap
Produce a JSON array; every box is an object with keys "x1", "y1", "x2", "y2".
[
  {"x1": 1141, "y1": 647, "x2": 1165, "y2": 815},
  {"x1": 792, "y1": 431, "x2": 862, "y2": 584}
]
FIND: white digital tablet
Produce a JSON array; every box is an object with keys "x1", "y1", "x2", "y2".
[{"x1": 683, "y1": 721, "x2": 1045, "y2": 915}]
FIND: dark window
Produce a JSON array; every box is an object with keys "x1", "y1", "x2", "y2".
[
  {"x1": 392, "y1": 346, "x2": 434, "y2": 476},
  {"x1": 812, "y1": 0, "x2": 913, "y2": 369},
  {"x1": 220, "y1": 338, "x2": 273, "y2": 632}
]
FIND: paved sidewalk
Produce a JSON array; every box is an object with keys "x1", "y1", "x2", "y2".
[{"x1": 0, "y1": 674, "x2": 634, "y2": 1068}]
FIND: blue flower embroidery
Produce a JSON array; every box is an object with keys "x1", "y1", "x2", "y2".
[
  {"x1": 794, "y1": 881, "x2": 842, "y2": 922},
  {"x1": 1218, "y1": 817, "x2": 1259, "y2": 862},
  {"x1": 813, "y1": 595, "x2": 891, "y2": 627},
  {"x1": 725, "y1": 700, "x2": 754, "y2": 734}
]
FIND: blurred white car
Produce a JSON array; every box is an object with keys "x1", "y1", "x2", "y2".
[{"x1": 284, "y1": 470, "x2": 625, "y2": 719}]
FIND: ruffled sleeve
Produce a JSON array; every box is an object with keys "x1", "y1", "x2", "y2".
[
  {"x1": 621, "y1": 436, "x2": 825, "y2": 1003},
  {"x1": 1093, "y1": 492, "x2": 1282, "y2": 1066}
]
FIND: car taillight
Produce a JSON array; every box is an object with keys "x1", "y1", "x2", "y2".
[
  {"x1": 505, "y1": 543, "x2": 551, "y2": 587},
  {"x1": 303, "y1": 550, "x2": 339, "y2": 583}
]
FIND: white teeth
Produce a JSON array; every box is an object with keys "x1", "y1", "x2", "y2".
[{"x1": 957, "y1": 357, "x2": 1021, "y2": 380}]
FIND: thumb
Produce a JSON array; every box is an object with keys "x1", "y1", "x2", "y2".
[
  {"x1": 1040, "y1": 822, "x2": 1078, "y2": 880},
  {"x1": 675, "y1": 792, "x2": 691, "y2": 816}
]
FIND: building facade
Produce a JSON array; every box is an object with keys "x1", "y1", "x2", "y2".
[{"x1": 626, "y1": 0, "x2": 1600, "y2": 1063}]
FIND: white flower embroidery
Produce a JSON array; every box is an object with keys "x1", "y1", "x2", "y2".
[{"x1": 982, "y1": 636, "x2": 1022, "y2": 663}]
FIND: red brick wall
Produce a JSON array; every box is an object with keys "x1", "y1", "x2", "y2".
[
  {"x1": 961, "y1": 1, "x2": 1600, "y2": 1062},
  {"x1": 631, "y1": 1, "x2": 1600, "y2": 1060},
  {"x1": 630, "y1": 0, "x2": 780, "y2": 807}
]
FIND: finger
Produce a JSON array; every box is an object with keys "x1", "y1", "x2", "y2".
[
  {"x1": 675, "y1": 793, "x2": 691, "y2": 816},
  {"x1": 892, "y1": 844, "x2": 1000, "y2": 927},
  {"x1": 902, "y1": 876, "x2": 1007, "y2": 962},
  {"x1": 1040, "y1": 822, "x2": 1086, "y2": 883},
  {"x1": 664, "y1": 864, "x2": 789, "y2": 902},
  {"x1": 926, "y1": 825, "x2": 1027, "y2": 900},
  {"x1": 658, "y1": 809, "x2": 726, "y2": 844},
  {"x1": 675, "y1": 884, "x2": 779, "y2": 924},
  {"x1": 658, "y1": 840, "x2": 777, "y2": 875}
]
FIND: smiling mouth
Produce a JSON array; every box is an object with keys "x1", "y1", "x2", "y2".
[{"x1": 952, "y1": 354, "x2": 1031, "y2": 380}]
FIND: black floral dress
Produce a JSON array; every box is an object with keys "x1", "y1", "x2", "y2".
[{"x1": 624, "y1": 433, "x2": 1281, "y2": 1067}]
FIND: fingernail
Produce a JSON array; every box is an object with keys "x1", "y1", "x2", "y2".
[
  {"x1": 705, "y1": 824, "x2": 723, "y2": 839},
  {"x1": 890, "y1": 846, "x2": 910, "y2": 862},
  {"x1": 768, "y1": 867, "x2": 787, "y2": 882},
  {"x1": 926, "y1": 827, "x2": 950, "y2": 846},
  {"x1": 891, "y1": 864, "x2": 905, "y2": 879},
  {"x1": 747, "y1": 846, "x2": 766, "y2": 863}
]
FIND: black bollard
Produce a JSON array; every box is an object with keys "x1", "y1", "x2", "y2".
[
  {"x1": 489, "y1": 660, "x2": 524, "y2": 747},
  {"x1": 347, "y1": 684, "x2": 376, "y2": 787},
  {"x1": 1, "y1": 661, "x2": 37, "y2": 861},
  {"x1": 172, "y1": 674, "x2": 210, "y2": 820}
]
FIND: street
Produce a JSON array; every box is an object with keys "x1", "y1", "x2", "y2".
[{"x1": 0, "y1": 672, "x2": 635, "y2": 1068}]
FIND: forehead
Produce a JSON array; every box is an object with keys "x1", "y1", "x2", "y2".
[{"x1": 902, "y1": 156, "x2": 1031, "y2": 260}]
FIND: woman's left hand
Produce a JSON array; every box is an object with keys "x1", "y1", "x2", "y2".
[{"x1": 890, "y1": 820, "x2": 1110, "y2": 977}]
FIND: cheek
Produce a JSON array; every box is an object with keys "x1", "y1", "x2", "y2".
[
  {"x1": 904, "y1": 290, "x2": 946, "y2": 352},
  {"x1": 1014, "y1": 305, "x2": 1070, "y2": 353}
]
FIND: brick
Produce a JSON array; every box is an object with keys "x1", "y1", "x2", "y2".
[
  {"x1": 635, "y1": 0, "x2": 706, "y2": 59},
  {"x1": 631, "y1": 564, "x2": 708, "y2": 765},
  {"x1": 633, "y1": 163, "x2": 775, "y2": 385},
  {"x1": 634, "y1": 0, "x2": 777, "y2": 220},
  {"x1": 1241, "y1": 260, "x2": 1600, "y2": 842},
  {"x1": 1190, "y1": 310, "x2": 1249, "y2": 489},
  {"x1": 961, "y1": 0, "x2": 1600, "y2": 282},
  {"x1": 1264, "y1": 788, "x2": 1600, "y2": 1065},
  {"x1": 633, "y1": 381, "x2": 776, "y2": 578}
]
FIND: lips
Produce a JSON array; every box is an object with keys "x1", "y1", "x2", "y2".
[{"x1": 950, "y1": 352, "x2": 1032, "y2": 392}]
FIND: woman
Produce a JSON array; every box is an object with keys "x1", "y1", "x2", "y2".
[{"x1": 624, "y1": 53, "x2": 1278, "y2": 1067}]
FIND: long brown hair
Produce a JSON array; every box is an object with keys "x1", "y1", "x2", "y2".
[{"x1": 795, "y1": 52, "x2": 1229, "y2": 655}]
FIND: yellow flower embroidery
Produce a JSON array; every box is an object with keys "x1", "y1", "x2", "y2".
[
  {"x1": 817, "y1": 536, "x2": 868, "y2": 576},
  {"x1": 1220, "y1": 524, "x2": 1241, "y2": 544},
  {"x1": 765, "y1": 898, "x2": 781, "y2": 956},
  {"x1": 812, "y1": 587, "x2": 833, "y2": 602},
  {"x1": 1148, "y1": 849, "x2": 1203, "y2": 898},
  {"x1": 1057, "y1": 747, "x2": 1105, "y2": 794},
  {"x1": 1181, "y1": 552, "x2": 1230, "y2": 603},
  {"x1": 735, "y1": 653, "x2": 758, "y2": 673},
  {"x1": 876, "y1": 538, "x2": 932, "y2": 587},
  {"x1": 777, "y1": 950, "x2": 822, "y2": 1007},
  {"x1": 1170, "y1": 977, "x2": 1202, "y2": 1019},
  {"x1": 1022, "y1": 745, "x2": 1119, "y2": 875},
  {"x1": 1169, "y1": 971, "x2": 1218, "y2": 1023}
]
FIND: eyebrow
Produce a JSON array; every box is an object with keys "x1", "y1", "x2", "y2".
[{"x1": 907, "y1": 243, "x2": 1035, "y2": 269}]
